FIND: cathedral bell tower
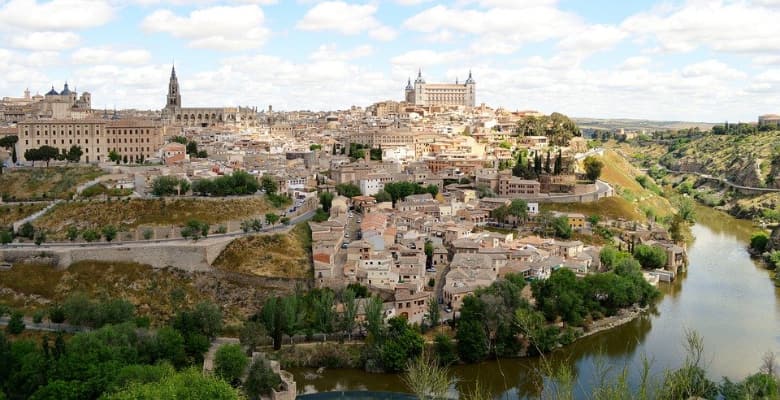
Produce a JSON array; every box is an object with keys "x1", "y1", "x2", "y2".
[{"x1": 166, "y1": 65, "x2": 181, "y2": 110}]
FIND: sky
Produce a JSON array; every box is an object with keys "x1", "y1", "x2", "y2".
[{"x1": 1, "y1": 0, "x2": 780, "y2": 122}]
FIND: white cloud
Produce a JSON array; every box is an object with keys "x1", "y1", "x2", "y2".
[
  {"x1": 0, "y1": 0, "x2": 113, "y2": 31},
  {"x1": 71, "y1": 47, "x2": 152, "y2": 65},
  {"x1": 403, "y1": 4, "x2": 583, "y2": 54},
  {"x1": 681, "y1": 60, "x2": 746, "y2": 80},
  {"x1": 623, "y1": 1, "x2": 780, "y2": 54},
  {"x1": 9, "y1": 31, "x2": 80, "y2": 51},
  {"x1": 141, "y1": 5, "x2": 270, "y2": 50},
  {"x1": 310, "y1": 44, "x2": 373, "y2": 62},
  {"x1": 131, "y1": 0, "x2": 276, "y2": 5},
  {"x1": 297, "y1": 2, "x2": 396, "y2": 41},
  {"x1": 391, "y1": 49, "x2": 462, "y2": 70}
]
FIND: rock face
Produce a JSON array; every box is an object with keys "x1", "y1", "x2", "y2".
[{"x1": 769, "y1": 225, "x2": 780, "y2": 252}]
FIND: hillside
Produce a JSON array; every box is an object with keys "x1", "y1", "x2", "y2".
[
  {"x1": 0, "y1": 166, "x2": 104, "y2": 201},
  {"x1": 0, "y1": 203, "x2": 48, "y2": 227},
  {"x1": 660, "y1": 131, "x2": 780, "y2": 189},
  {"x1": 212, "y1": 223, "x2": 312, "y2": 279},
  {"x1": 595, "y1": 150, "x2": 675, "y2": 222},
  {"x1": 0, "y1": 260, "x2": 301, "y2": 325},
  {"x1": 34, "y1": 197, "x2": 274, "y2": 239}
]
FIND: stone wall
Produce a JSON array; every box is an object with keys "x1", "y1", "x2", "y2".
[{"x1": 0, "y1": 238, "x2": 233, "y2": 272}]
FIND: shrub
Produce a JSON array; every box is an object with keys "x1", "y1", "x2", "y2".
[
  {"x1": 214, "y1": 344, "x2": 249, "y2": 386},
  {"x1": 244, "y1": 358, "x2": 282, "y2": 398},
  {"x1": 750, "y1": 232, "x2": 770, "y2": 253},
  {"x1": 32, "y1": 310, "x2": 44, "y2": 324},
  {"x1": 49, "y1": 304, "x2": 66, "y2": 323},
  {"x1": 6, "y1": 311, "x2": 24, "y2": 334}
]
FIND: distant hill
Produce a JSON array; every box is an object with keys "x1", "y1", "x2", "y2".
[{"x1": 573, "y1": 117, "x2": 717, "y2": 132}]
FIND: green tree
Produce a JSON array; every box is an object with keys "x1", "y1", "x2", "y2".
[
  {"x1": 152, "y1": 176, "x2": 190, "y2": 196},
  {"x1": 102, "y1": 225, "x2": 118, "y2": 242},
  {"x1": 0, "y1": 230, "x2": 12, "y2": 245},
  {"x1": 214, "y1": 344, "x2": 249, "y2": 386},
  {"x1": 425, "y1": 184, "x2": 439, "y2": 197},
  {"x1": 6, "y1": 311, "x2": 25, "y2": 334},
  {"x1": 335, "y1": 183, "x2": 361, "y2": 198},
  {"x1": 380, "y1": 317, "x2": 424, "y2": 372},
  {"x1": 364, "y1": 295, "x2": 384, "y2": 342},
  {"x1": 583, "y1": 156, "x2": 604, "y2": 182},
  {"x1": 426, "y1": 298, "x2": 440, "y2": 328},
  {"x1": 0, "y1": 135, "x2": 18, "y2": 166},
  {"x1": 66, "y1": 226, "x2": 79, "y2": 241},
  {"x1": 319, "y1": 191, "x2": 334, "y2": 212},
  {"x1": 103, "y1": 368, "x2": 242, "y2": 400},
  {"x1": 340, "y1": 289, "x2": 358, "y2": 340},
  {"x1": 82, "y1": 229, "x2": 99, "y2": 242},
  {"x1": 239, "y1": 321, "x2": 267, "y2": 355},
  {"x1": 433, "y1": 333, "x2": 458, "y2": 366},
  {"x1": 260, "y1": 175, "x2": 278, "y2": 195},
  {"x1": 243, "y1": 358, "x2": 282, "y2": 400},
  {"x1": 552, "y1": 215, "x2": 573, "y2": 239},
  {"x1": 374, "y1": 190, "x2": 392, "y2": 203},
  {"x1": 186, "y1": 141, "x2": 198, "y2": 156},
  {"x1": 633, "y1": 244, "x2": 668, "y2": 269},
  {"x1": 508, "y1": 199, "x2": 528, "y2": 221},
  {"x1": 64, "y1": 145, "x2": 83, "y2": 163},
  {"x1": 108, "y1": 150, "x2": 121, "y2": 164},
  {"x1": 265, "y1": 213, "x2": 279, "y2": 226},
  {"x1": 456, "y1": 318, "x2": 488, "y2": 363},
  {"x1": 18, "y1": 222, "x2": 35, "y2": 239},
  {"x1": 261, "y1": 297, "x2": 283, "y2": 350}
]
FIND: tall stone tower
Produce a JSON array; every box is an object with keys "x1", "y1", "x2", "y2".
[
  {"x1": 166, "y1": 65, "x2": 181, "y2": 110},
  {"x1": 404, "y1": 77, "x2": 414, "y2": 103},
  {"x1": 464, "y1": 70, "x2": 476, "y2": 107}
]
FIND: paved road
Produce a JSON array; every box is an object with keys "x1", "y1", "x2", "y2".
[
  {"x1": 0, "y1": 316, "x2": 87, "y2": 333},
  {"x1": 663, "y1": 166, "x2": 780, "y2": 193}
]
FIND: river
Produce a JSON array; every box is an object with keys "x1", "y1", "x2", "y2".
[{"x1": 291, "y1": 205, "x2": 780, "y2": 398}]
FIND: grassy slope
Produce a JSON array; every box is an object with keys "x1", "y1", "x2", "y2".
[
  {"x1": 0, "y1": 261, "x2": 212, "y2": 323},
  {"x1": 0, "y1": 203, "x2": 48, "y2": 227},
  {"x1": 0, "y1": 166, "x2": 104, "y2": 200},
  {"x1": 212, "y1": 223, "x2": 313, "y2": 279},
  {"x1": 35, "y1": 197, "x2": 274, "y2": 239},
  {"x1": 546, "y1": 149, "x2": 674, "y2": 223}
]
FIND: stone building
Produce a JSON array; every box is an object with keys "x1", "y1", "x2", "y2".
[
  {"x1": 16, "y1": 118, "x2": 164, "y2": 163},
  {"x1": 161, "y1": 65, "x2": 257, "y2": 127},
  {"x1": 1, "y1": 83, "x2": 91, "y2": 122},
  {"x1": 404, "y1": 69, "x2": 475, "y2": 108}
]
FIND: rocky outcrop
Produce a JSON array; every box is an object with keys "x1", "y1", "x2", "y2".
[{"x1": 768, "y1": 225, "x2": 780, "y2": 252}]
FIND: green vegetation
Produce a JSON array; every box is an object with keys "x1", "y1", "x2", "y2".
[
  {"x1": 244, "y1": 358, "x2": 282, "y2": 398},
  {"x1": 751, "y1": 232, "x2": 771, "y2": 253},
  {"x1": 214, "y1": 344, "x2": 249, "y2": 386},
  {"x1": 633, "y1": 244, "x2": 668, "y2": 269},
  {"x1": 335, "y1": 183, "x2": 361, "y2": 198},
  {"x1": 80, "y1": 183, "x2": 133, "y2": 198},
  {"x1": 180, "y1": 219, "x2": 210, "y2": 240},
  {"x1": 584, "y1": 156, "x2": 604, "y2": 182},
  {"x1": 383, "y1": 181, "x2": 439, "y2": 204},
  {"x1": 516, "y1": 112, "x2": 581, "y2": 146},
  {"x1": 151, "y1": 176, "x2": 191, "y2": 196},
  {"x1": 0, "y1": 165, "x2": 104, "y2": 201},
  {"x1": 191, "y1": 171, "x2": 259, "y2": 196}
]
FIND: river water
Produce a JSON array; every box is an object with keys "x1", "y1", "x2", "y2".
[{"x1": 292, "y1": 205, "x2": 780, "y2": 398}]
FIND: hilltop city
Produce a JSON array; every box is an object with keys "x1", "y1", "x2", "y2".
[{"x1": 0, "y1": 65, "x2": 779, "y2": 400}]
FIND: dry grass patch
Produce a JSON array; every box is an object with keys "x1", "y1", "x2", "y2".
[
  {"x1": 36, "y1": 196, "x2": 274, "y2": 239},
  {"x1": 213, "y1": 223, "x2": 312, "y2": 279},
  {"x1": 0, "y1": 203, "x2": 48, "y2": 227},
  {"x1": 0, "y1": 261, "x2": 212, "y2": 324},
  {"x1": 542, "y1": 197, "x2": 646, "y2": 222},
  {"x1": 0, "y1": 166, "x2": 104, "y2": 201}
]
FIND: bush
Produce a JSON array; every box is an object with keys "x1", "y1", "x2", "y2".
[
  {"x1": 0, "y1": 230, "x2": 12, "y2": 245},
  {"x1": 191, "y1": 171, "x2": 259, "y2": 196},
  {"x1": 214, "y1": 344, "x2": 249, "y2": 386},
  {"x1": 32, "y1": 310, "x2": 44, "y2": 324},
  {"x1": 18, "y1": 222, "x2": 35, "y2": 239},
  {"x1": 633, "y1": 244, "x2": 668, "y2": 269},
  {"x1": 6, "y1": 311, "x2": 24, "y2": 334},
  {"x1": 750, "y1": 232, "x2": 770, "y2": 253},
  {"x1": 244, "y1": 358, "x2": 282, "y2": 399},
  {"x1": 152, "y1": 176, "x2": 191, "y2": 196},
  {"x1": 49, "y1": 304, "x2": 66, "y2": 323},
  {"x1": 181, "y1": 219, "x2": 209, "y2": 240}
]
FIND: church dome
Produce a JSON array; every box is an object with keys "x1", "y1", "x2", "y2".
[
  {"x1": 60, "y1": 82, "x2": 72, "y2": 95},
  {"x1": 46, "y1": 86, "x2": 59, "y2": 96}
]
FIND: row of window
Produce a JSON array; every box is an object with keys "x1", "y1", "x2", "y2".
[{"x1": 25, "y1": 128, "x2": 154, "y2": 136}]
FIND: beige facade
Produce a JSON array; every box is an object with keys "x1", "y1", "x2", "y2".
[
  {"x1": 1, "y1": 83, "x2": 91, "y2": 122},
  {"x1": 405, "y1": 70, "x2": 475, "y2": 107},
  {"x1": 17, "y1": 119, "x2": 164, "y2": 163},
  {"x1": 162, "y1": 66, "x2": 257, "y2": 127}
]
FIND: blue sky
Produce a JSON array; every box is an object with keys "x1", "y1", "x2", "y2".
[{"x1": 1, "y1": 0, "x2": 780, "y2": 122}]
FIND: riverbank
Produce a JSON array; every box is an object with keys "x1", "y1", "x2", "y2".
[{"x1": 577, "y1": 305, "x2": 647, "y2": 340}]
